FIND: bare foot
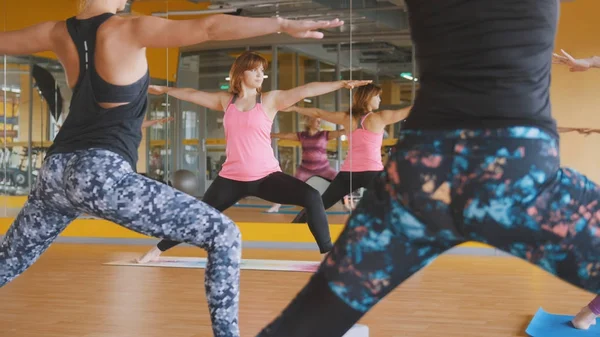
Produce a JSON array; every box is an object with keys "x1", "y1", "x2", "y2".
[
  {"x1": 266, "y1": 204, "x2": 281, "y2": 213},
  {"x1": 572, "y1": 306, "x2": 598, "y2": 330},
  {"x1": 136, "y1": 246, "x2": 162, "y2": 264}
]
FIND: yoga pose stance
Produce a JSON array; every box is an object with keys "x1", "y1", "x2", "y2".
[
  {"x1": 267, "y1": 115, "x2": 344, "y2": 213},
  {"x1": 136, "y1": 51, "x2": 371, "y2": 263},
  {"x1": 553, "y1": 49, "x2": 600, "y2": 330},
  {"x1": 287, "y1": 83, "x2": 411, "y2": 224},
  {"x1": 0, "y1": 0, "x2": 345, "y2": 336},
  {"x1": 256, "y1": 1, "x2": 600, "y2": 336}
]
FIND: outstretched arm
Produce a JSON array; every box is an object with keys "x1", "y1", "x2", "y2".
[
  {"x1": 378, "y1": 106, "x2": 412, "y2": 125},
  {"x1": 0, "y1": 21, "x2": 59, "y2": 55},
  {"x1": 148, "y1": 85, "x2": 228, "y2": 111},
  {"x1": 553, "y1": 49, "x2": 600, "y2": 72},
  {"x1": 268, "y1": 80, "x2": 372, "y2": 112},
  {"x1": 327, "y1": 129, "x2": 346, "y2": 140},
  {"x1": 131, "y1": 16, "x2": 344, "y2": 49},
  {"x1": 141, "y1": 116, "x2": 174, "y2": 130},
  {"x1": 282, "y1": 106, "x2": 348, "y2": 125},
  {"x1": 271, "y1": 132, "x2": 299, "y2": 141}
]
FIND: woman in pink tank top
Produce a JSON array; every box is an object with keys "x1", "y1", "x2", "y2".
[
  {"x1": 285, "y1": 83, "x2": 412, "y2": 223},
  {"x1": 266, "y1": 115, "x2": 345, "y2": 213},
  {"x1": 138, "y1": 51, "x2": 371, "y2": 261}
]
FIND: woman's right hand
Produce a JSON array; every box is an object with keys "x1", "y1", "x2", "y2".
[
  {"x1": 341, "y1": 80, "x2": 372, "y2": 89},
  {"x1": 280, "y1": 18, "x2": 344, "y2": 39},
  {"x1": 553, "y1": 50, "x2": 591, "y2": 72},
  {"x1": 148, "y1": 85, "x2": 169, "y2": 95}
]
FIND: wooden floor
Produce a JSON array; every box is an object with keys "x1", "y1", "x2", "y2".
[
  {"x1": 0, "y1": 197, "x2": 351, "y2": 224},
  {"x1": 1, "y1": 244, "x2": 595, "y2": 337}
]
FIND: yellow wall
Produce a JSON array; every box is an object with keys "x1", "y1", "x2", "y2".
[
  {"x1": 551, "y1": 0, "x2": 600, "y2": 182},
  {"x1": 1, "y1": 0, "x2": 215, "y2": 173},
  {"x1": 3, "y1": 0, "x2": 184, "y2": 82}
]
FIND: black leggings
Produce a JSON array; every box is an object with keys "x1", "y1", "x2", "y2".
[
  {"x1": 156, "y1": 172, "x2": 332, "y2": 253},
  {"x1": 291, "y1": 171, "x2": 380, "y2": 223}
]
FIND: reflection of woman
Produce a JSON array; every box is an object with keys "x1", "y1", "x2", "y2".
[
  {"x1": 267, "y1": 115, "x2": 345, "y2": 213},
  {"x1": 136, "y1": 51, "x2": 371, "y2": 264},
  {"x1": 287, "y1": 83, "x2": 411, "y2": 223}
]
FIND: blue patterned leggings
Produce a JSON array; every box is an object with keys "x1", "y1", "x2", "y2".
[
  {"x1": 257, "y1": 126, "x2": 600, "y2": 336},
  {"x1": 0, "y1": 149, "x2": 241, "y2": 337}
]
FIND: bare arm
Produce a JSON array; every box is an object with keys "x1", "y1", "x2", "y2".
[
  {"x1": 131, "y1": 15, "x2": 343, "y2": 49},
  {"x1": 0, "y1": 21, "x2": 58, "y2": 55},
  {"x1": 149, "y1": 85, "x2": 228, "y2": 111},
  {"x1": 327, "y1": 130, "x2": 346, "y2": 140},
  {"x1": 268, "y1": 80, "x2": 371, "y2": 112},
  {"x1": 583, "y1": 57, "x2": 600, "y2": 67},
  {"x1": 282, "y1": 106, "x2": 348, "y2": 125},
  {"x1": 271, "y1": 132, "x2": 299, "y2": 141},
  {"x1": 378, "y1": 106, "x2": 412, "y2": 125},
  {"x1": 141, "y1": 116, "x2": 174, "y2": 130}
]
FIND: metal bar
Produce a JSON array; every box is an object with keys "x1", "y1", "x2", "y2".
[
  {"x1": 295, "y1": 52, "x2": 300, "y2": 166},
  {"x1": 411, "y1": 45, "x2": 416, "y2": 104},
  {"x1": 349, "y1": 0, "x2": 353, "y2": 199},
  {"x1": 335, "y1": 43, "x2": 342, "y2": 171},
  {"x1": 27, "y1": 57, "x2": 33, "y2": 194},
  {"x1": 271, "y1": 45, "x2": 279, "y2": 158}
]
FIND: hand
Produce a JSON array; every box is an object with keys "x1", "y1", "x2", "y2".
[
  {"x1": 148, "y1": 85, "x2": 170, "y2": 95},
  {"x1": 155, "y1": 116, "x2": 174, "y2": 124},
  {"x1": 279, "y1": 18, "x2": 344, "y2": 39},
  {"x1": 341, "y1": 80, "x2": 372, "y2": 89},
  {"x1": 553, "y1": 49, "x2": 591, "y2": 72}
]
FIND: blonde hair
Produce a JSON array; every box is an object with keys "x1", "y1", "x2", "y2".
[
  {"x1": 228, "y1": 51, "x2": 269, "y2": 95},
  {"x1": 302, "y1": 115, "x2": 319, "y2": 132}
]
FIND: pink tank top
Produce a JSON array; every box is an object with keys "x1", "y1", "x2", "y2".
[
  {"x1": 218, "y1": 93, "x2": 281, "y2": 181},
  {"x1": 340, "y1": 112, "x2": 384, "y2": 172}
]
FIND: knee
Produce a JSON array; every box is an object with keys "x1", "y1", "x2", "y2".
[
  {"x1": 303, "y1": 187, "x2": 323, "y2": 206},
  {"x1": 217, "y1": 214, "x2": 242, "y2": 248}
]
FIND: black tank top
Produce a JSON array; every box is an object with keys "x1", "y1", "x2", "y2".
[
  {"x1": 402, "y1": 0, "x2": 558, "y2": 137},
  {"x1": 46, "y1": 13, "x2": 150, "y2": 168}
]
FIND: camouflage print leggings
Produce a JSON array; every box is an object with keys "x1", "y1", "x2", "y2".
[
  {"x1": 257, "y1": 126, "x2": 600, "y2": 337},
  {"x1": 0, "y1": 149, "x2": 241, "y2": 337}
]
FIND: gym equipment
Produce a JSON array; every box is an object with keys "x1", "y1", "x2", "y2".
[{"x1": 171, "y1": 169, "x2": 199, "y2": 195}]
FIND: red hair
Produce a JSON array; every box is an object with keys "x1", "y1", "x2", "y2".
[{"x1": 228, "y1": 51, "x2": 269, "y2": 94}]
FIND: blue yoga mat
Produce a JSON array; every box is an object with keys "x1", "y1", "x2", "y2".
[
  {"x1": 525, "y1": 307, "x2": 600, "y2": 336},
  {"x1": 233, "y1": 204, "x2": 293, "y2": 209},
  {"x1": 263, "y1": 210, "x2": 350, "y2": 215}
]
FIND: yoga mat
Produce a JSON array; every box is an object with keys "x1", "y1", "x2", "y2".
[
  {"x1": 343, "y1": 324, "x2": 369, "y2": 337},
  {"x1": 233, "y1": 203, "x2": 293, "y2": 209},
  {"x1": 105, "y1": 257, "x2": 320, "y2": 273},
  {"x1": 525, "y1": 307, "x2": 600, "y2": 336},
  {"x1": 263, "y1": 209, "x2": 349, "y2": 215}
]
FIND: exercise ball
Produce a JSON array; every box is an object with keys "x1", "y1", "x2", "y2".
[{"x1": 171, "y1": 169, "x2": 198, "y2": 195}]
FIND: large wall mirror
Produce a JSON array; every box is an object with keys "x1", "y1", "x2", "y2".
[
  {"x1": 0, "y1": 0, "x2": 416, "y2": 230},
  {"x1": 133, "y1": 0, "x2": 416, "y2": 227}
]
